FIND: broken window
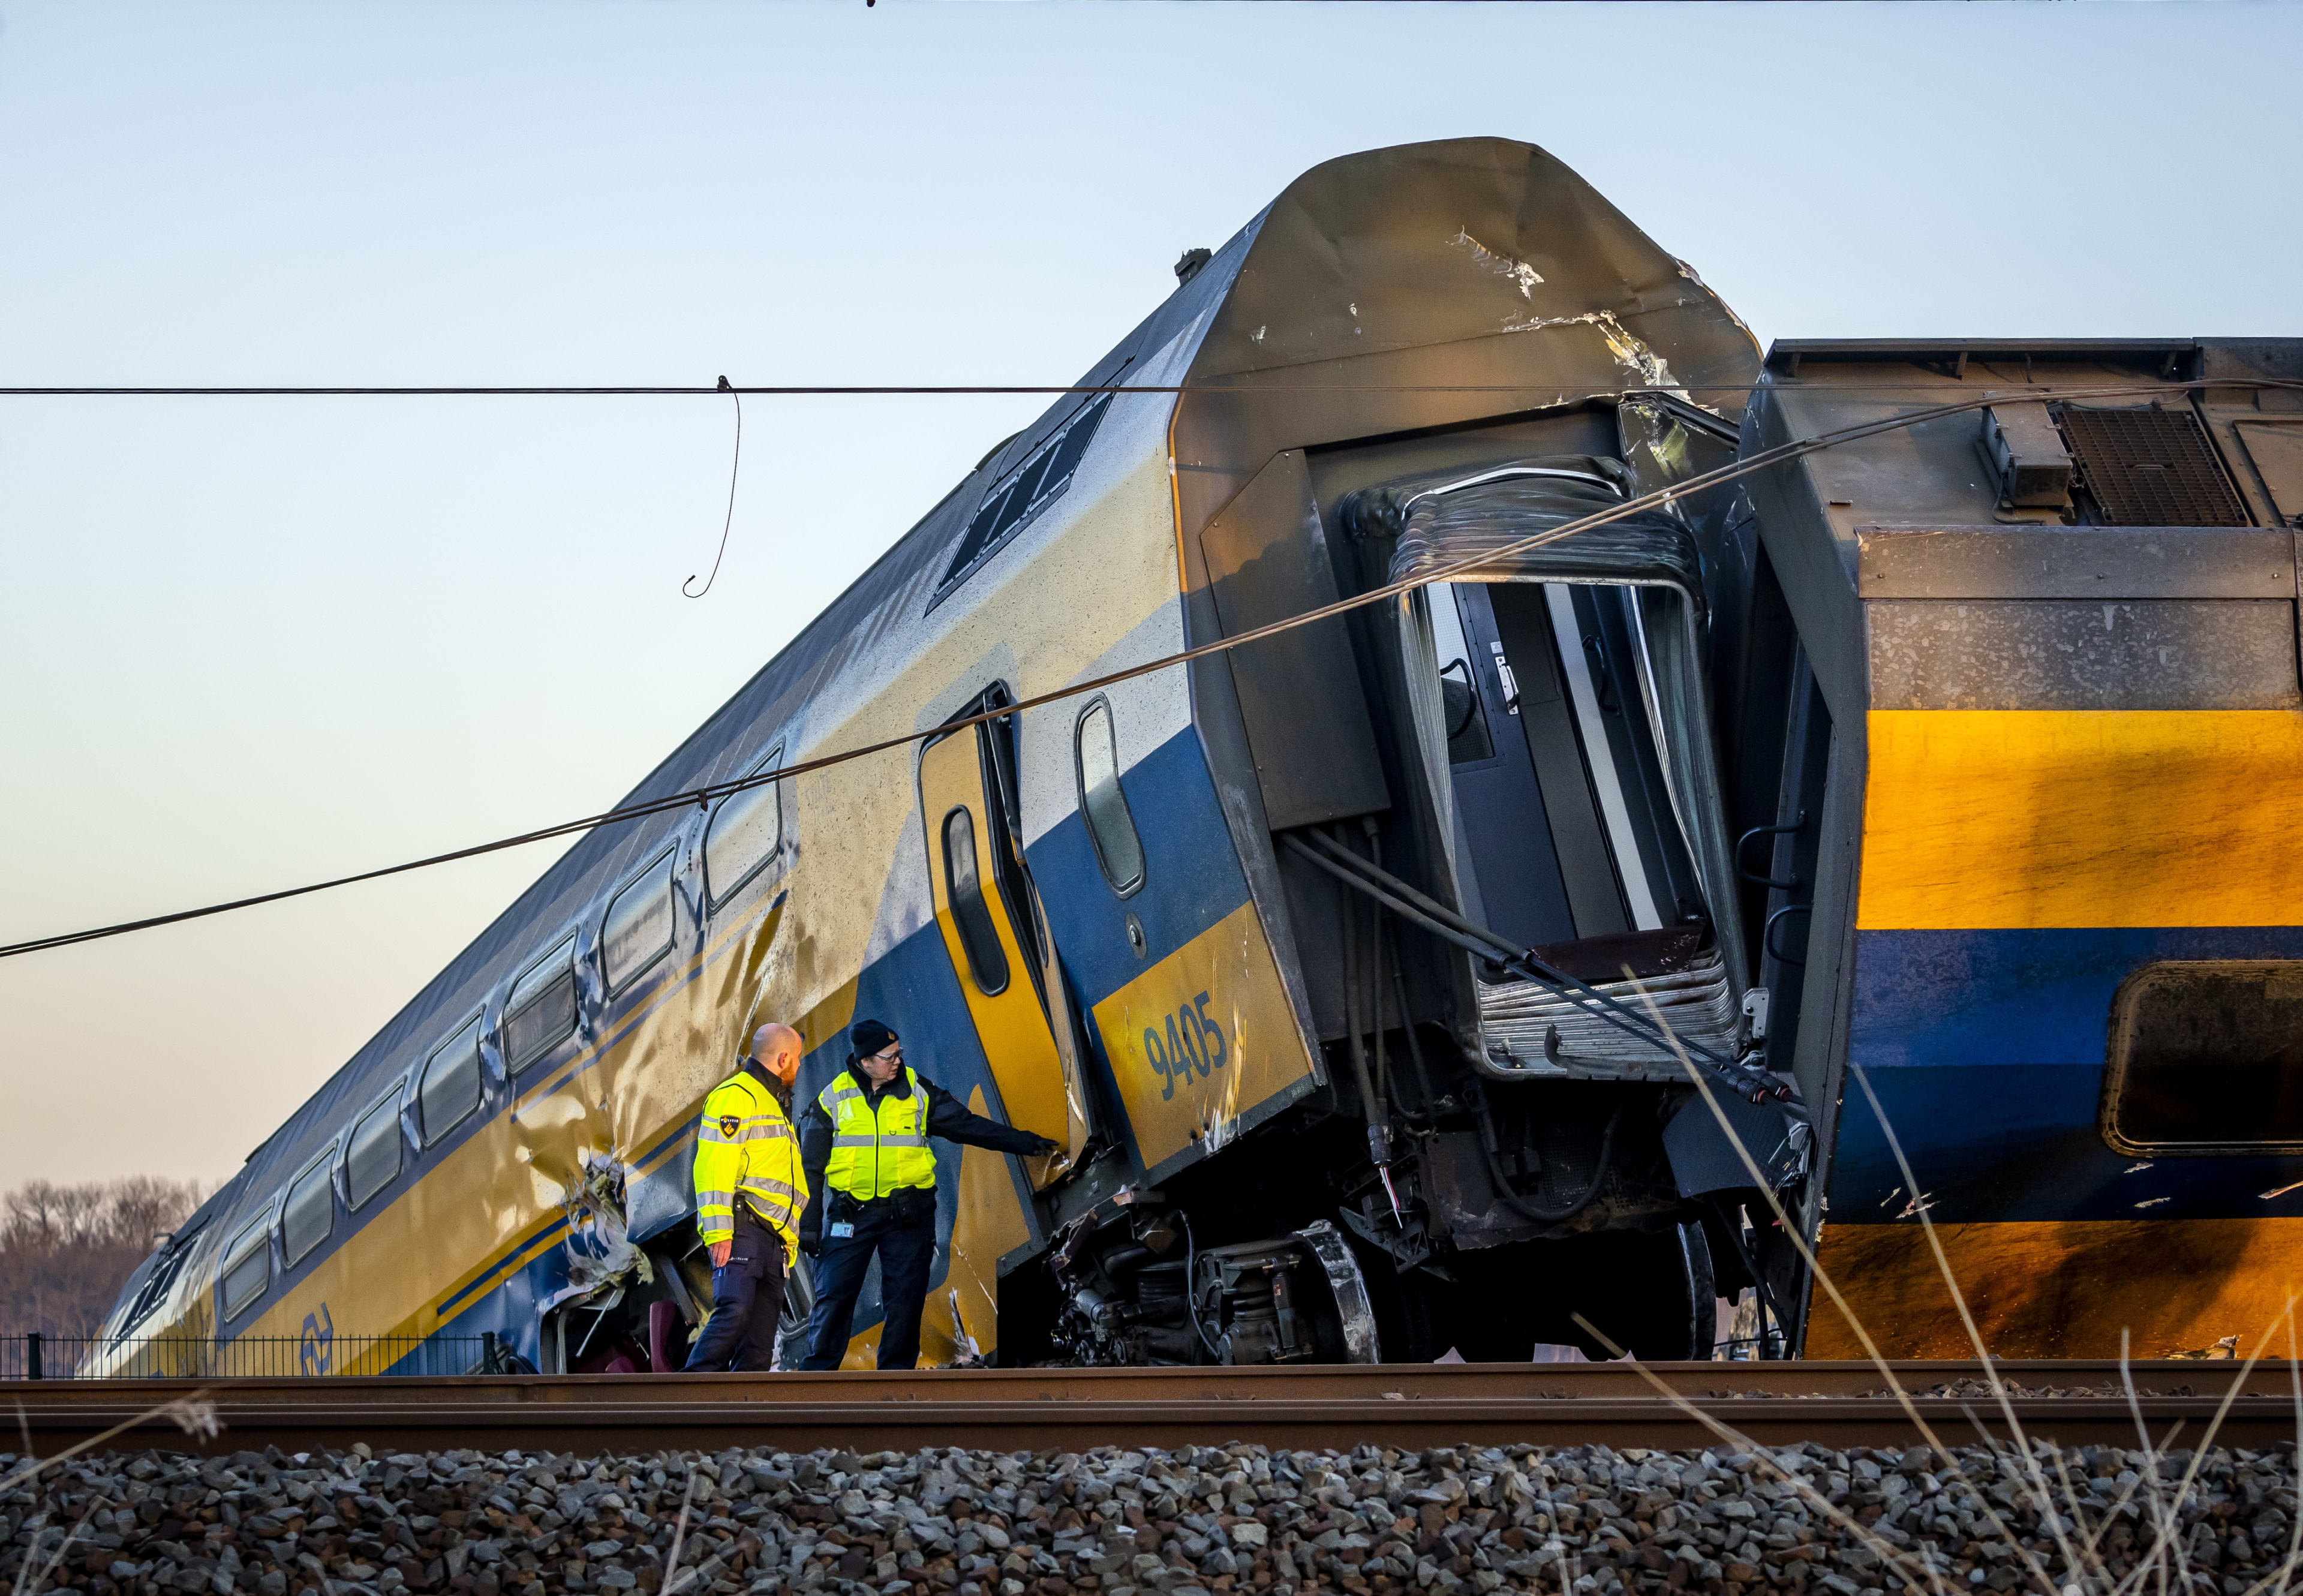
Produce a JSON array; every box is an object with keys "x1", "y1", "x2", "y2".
[{"x1": 1338, "y1": 456, "x2": 1749, "y2": 1077}]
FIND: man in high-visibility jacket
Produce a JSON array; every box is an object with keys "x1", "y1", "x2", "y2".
[
  {"x1": 683, "y1": 1021, "x2": 808, "y2": 1372},
  {"x1": 797, "y1": 1018, "x2": 1057, "y2": 1370}
]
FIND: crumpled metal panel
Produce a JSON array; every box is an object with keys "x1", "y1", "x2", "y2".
[
  {"x1": 1171, "y1": 136, "x2": 1761, "y2": 600},
  {"x1": 1353, "y1": 455, "x2": 1705, "y2": 594},
  {"x1": 1475, "y1": 950, "x2": 1739, "y2": 1081},
  {"x1": 1190, "y1": 139, "x2": 1758, "y2": 401},
  {"x1": 1661, "y1": 1088, "x2": 1809, "y2": 1198}
]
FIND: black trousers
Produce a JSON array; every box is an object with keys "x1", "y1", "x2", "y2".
[
  {"x1": 682, "y1": 1208, "x2": 786, "y2": 1372},
  {"x1": 800, "y1": 1206, "x2": 937, "y2": 1370}
]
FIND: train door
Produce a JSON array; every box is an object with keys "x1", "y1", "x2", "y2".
[
  {"x1": 1427, "y1": 578, "x2": 1703, "y2": 950},
  {"x1": 918, "y1": 693, "x2": 1091, "y2": 1188}
]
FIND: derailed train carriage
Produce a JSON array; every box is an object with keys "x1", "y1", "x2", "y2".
[{"x1": 98, "y1": 136, "x2": 2303, "y2": 1372}]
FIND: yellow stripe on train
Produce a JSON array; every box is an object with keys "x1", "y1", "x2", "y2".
[
  {"x1": 1810, "y1": 1216, "x2": 2303, "y2": 1360},
  {"x1": 223, "y1": 901, "x2": 793, "y2": 1352},
  {"x1": 1859, "y1": 710, "x2": 2303, "y2": 931},
  {"x1": 1091, "y1": 900, "x2": 1310, "y2": 1173}
]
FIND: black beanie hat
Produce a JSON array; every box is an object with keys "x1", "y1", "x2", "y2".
[{"x1": 849, "y1": 1018, "x2": 898, "y2": 1059}]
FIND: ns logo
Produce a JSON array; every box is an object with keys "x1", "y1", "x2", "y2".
[{"x1": 299, "y1": 1304, "x2": 335, "y2": 1376}]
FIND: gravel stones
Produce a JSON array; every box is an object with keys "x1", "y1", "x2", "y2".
[{"x1": 0, "y1": 1438, "x2": 2293, "y2": 1596}]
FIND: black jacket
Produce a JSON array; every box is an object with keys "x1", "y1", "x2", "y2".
[{"x1": 797, "y1": 1064, "x2": 1047, "y2": 1244}]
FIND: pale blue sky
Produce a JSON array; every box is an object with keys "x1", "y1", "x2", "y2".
[{"x1": 3, "y1": 1, "x2": 2298, "y2": 1186}]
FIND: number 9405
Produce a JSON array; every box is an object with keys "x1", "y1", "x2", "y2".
[{"x1": 1143, "y1": 991, "x2": 1229, "y2": 1101}]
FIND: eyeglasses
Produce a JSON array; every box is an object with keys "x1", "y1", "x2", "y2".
[{"x1": 872, "y1": 1045, "x2": 903, "y2": 1062}]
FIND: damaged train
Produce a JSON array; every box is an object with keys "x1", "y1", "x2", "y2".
[{"x1": 98, "y1": 136, "x2": 2303, "y2": 1371}]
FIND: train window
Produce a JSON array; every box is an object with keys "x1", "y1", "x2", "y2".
[
  {"x1": 2105, "y1": 961, "x2": 2303, "y2": 1153},
  {"x1": 281, "y1": 1153, "x2": 335, "y2": 1269},
  {"x1": 704, "y1": 750, "x2": 783, "y2": 912},
  {"x1": 603, "y1": 849, "x2": 677, "y2": 994},
  {"x1": 941, "y1": 807, "x2": 1010, "y2": 994},
  {"x1": 220, "y1": 1215, "x2": 270, "y2": 1321},
  {"x1": 116, "y1": 1220, "x2": 207, "y2": 1334},
  {"x1": 934, "y1": 393, "x2": 1113, "y2": 602},
  {"x1": 345, "y1": 1085, "x2": 404, "y2": 1211},
  {"x1": 1074, "y1": 699, "x2": 1146, "y2": 896},
  {"x1": 418, "y1": 1017, "x2": 483, "y2": 1146},
  {"x1": 504, "y1": 938, "x2": 578, "y2": 1073}
]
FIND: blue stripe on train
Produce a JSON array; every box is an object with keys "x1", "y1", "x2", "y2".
[
  {"x1": 414, "y1": 919, "x2": 997, "y2": 1372},
  {"x1": 422, "y1": 903, "x2": 1034, "y2": 1370},
  {"x1": 420, "y1": 726, "x2": 1257, "y2": 1367},
  {"x1": 769, "y1": 723, "x2": 1252, "y2": 1349},
  {"x1": 1027, "y1": 724, "x2": 1252, "y2": 1006},
  {"x1": 1828, "y1": 927, "x2": 2303, "y2": 1226}
]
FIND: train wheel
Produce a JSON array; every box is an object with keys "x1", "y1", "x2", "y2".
[
  {"x1": 1418, "y1": 1221, "x2": 1719, "y2": 1362},
  {"x1": 1560, "y1": 1220, "x2": 1717, "y2": 1360}
]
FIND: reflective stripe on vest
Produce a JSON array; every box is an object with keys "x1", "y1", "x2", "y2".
[{"x1": 819, "y1": 1066, "x2": 936, "y2": 1200}]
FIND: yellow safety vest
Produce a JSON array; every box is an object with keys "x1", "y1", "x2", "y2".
[
  {"x1": 692, "y1": 1066, "x2": 808, "y2": 1266},
  {"x1": 820, "y1": 1066, "x2": 937, "y2": 1201}
]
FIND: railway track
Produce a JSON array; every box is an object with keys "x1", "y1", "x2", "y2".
[{"x1": 5, "y1": 1361, "x2": 2295, "y2": 1455}]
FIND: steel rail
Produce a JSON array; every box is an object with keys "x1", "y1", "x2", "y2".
[{"x1": 5, "y1": 1362, "x2": 2292, "y2": 1454}]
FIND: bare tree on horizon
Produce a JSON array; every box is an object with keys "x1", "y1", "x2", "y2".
[{"x1": 0, "y1": 1177, "x2": 207, "y2": 1341}]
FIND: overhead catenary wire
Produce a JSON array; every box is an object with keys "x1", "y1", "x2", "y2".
[
  {"x1": 0, "y1": 375, "x2": 2242, "y2": 398},
  {"x1": 2, "y1": 374, "x2": 2295, "y2": 964}
]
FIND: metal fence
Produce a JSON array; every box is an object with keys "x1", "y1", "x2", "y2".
[{"x1": 0, "y1": 1331, "x2": 519, "y2": 1380}]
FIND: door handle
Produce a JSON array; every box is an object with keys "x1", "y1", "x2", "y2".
[
  {"x1": 1736, "y1": 812, "x2": 1806, "y2": 889},
  {"x1": 1764, "y1": 903, "x2": 1812, "y2": 967}
]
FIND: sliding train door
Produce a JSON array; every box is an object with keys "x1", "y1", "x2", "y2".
[{"x1": 918, "y1": 698, "x2": 1090, "y2": 1188}]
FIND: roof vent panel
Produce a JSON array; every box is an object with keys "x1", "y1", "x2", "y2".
[{"x1": 2061, "y1": 405, "x2": 2249, "y2": 526}]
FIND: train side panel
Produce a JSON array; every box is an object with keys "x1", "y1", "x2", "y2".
[{"x1": 1742, "y1": 340, "x2": 2303, "y2": 1360}]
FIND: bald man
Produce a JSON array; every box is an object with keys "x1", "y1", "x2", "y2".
[{"x1": 683, "y1": 1023, "x2": 808, "y2": 1373}]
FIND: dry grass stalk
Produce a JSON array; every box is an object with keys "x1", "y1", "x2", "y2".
[
  {"x1": 657, "y1": 1459, "x2": 702, "y2": 1594},
  {"x1": 0, "y1": 1391, "x2": 218, "y2": 1500},
  {"x1": 1627, "y1": 975, "x2": 2303, "y2": 1596},
  {"x1": 8, "y1": 1492, "x2": 101, "y2": 1596}
]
